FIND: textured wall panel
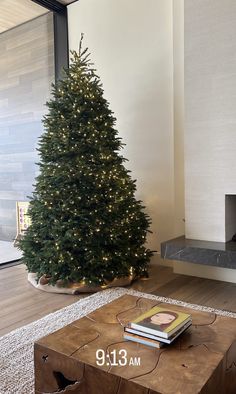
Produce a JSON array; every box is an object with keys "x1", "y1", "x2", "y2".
[
  {"x1": 0, "y1": 0, "x2": 47, "y2": 34},
  {"x1": 0, "y1": 13, "x2": 54, "y2": 240},
  {"x1": 185, "y1": 0, "x2": 236, "y2": 242}
]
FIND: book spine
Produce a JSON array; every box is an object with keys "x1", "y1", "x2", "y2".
[
  {"x1": 125, "y1": 321, "x2": 192, "y2": 343},
  {"x1": 130, "y1": 322, "x2": 169, "y2": 338},
  {"x1": 125, "y1": 327, "x2": 171, "y2": 343},
  {"x1": 124, "y1": 334, "x2": 163, "y2": 349},
  {"x1": 131, "y1": 318, "x2": 191, "y2": 339}
]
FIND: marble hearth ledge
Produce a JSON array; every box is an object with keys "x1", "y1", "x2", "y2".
[{"x1": 161, "y1": 236, "x2": 236, "y2": 269}]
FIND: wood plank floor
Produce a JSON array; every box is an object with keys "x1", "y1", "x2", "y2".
[{"x1": 1, "y1": 262, "x2": 236, "y2": 337}]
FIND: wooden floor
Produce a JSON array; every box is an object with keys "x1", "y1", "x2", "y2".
[{"x1": 1, "y1": 262, "x2": 236, "y2": 337}]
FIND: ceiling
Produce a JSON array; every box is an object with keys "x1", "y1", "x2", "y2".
[
  {"x1": 0, "y1": 0, "x2": 47, "y2": 34},
  {"x1": 57, "y1": 0, "x2": 77, "y2": 4}
]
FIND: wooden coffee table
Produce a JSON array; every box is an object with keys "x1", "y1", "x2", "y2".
[{"x1": 34, "y1": 294, "x2": 236, "y2": 393}]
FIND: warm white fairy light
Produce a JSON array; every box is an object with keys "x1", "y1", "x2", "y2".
[{"x1": 19, "y1": 48, "x2": 152, "y2": 288}]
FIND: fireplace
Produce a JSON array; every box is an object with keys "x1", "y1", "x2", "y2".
[
  {"x1": 161, "y1": 1, "x2": 236, "y2": 282},
  {"x1": 160, "y1": 195, "x2": 236, "y2": 269}
]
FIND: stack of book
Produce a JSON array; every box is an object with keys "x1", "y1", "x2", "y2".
[{"x1": 124, "y1": 306, "x2": 192, "y2": 348}]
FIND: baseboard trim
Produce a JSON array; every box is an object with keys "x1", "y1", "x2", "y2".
[
  {"x1": 0, "y1": 259, "x2": 22, "y2": 270},
  {"x1": 174, "y1": 261, "x2": 236, "y2": 283}
]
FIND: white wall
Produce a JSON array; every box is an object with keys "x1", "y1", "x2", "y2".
[
  {"x1": 185, "y1": 0, "x2": 236, "y2": 242},
  {"x1": 173, "y1": 0, "x2": 185, "y2": 236},
  {"x1": 68, "y1": 0, "x2": 185, "y2": 255}
]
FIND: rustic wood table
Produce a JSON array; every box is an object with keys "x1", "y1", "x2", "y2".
[{"x1": 35, "y1": 294, "x2": 236, "y2": 394}]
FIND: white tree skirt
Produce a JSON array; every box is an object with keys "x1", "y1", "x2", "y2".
[{"x1": 28, "y1": 272, "x2": 134, "y2": 294}]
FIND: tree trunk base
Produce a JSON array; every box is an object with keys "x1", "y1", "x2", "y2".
[{"x1": 28, "y1": 272, "x2": 135, "y2": 294}]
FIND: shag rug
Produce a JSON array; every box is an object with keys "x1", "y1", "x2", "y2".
[{"x1": 1, "y1": 288, "x2": 236, "y2": 394}]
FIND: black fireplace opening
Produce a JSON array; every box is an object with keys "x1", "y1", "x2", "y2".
[{"x1": 225, "y1": 195, "x2": 236, "y2": 242}]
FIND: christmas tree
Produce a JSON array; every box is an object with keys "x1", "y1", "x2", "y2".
[{"x1": 19, "y1": 43, "x2": 153, "y2": 287}]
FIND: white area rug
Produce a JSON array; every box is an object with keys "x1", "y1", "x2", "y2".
[{"x1": 1, "y1": 287, "x2": 236, "y2": 394}]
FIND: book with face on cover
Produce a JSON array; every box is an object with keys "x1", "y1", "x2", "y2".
[
  {"x1": 125, "y1": 320, "x2": 192, "y2": 344},
  {"x1": 128, "y1": 306, "x2": 191, "y2": 339}
]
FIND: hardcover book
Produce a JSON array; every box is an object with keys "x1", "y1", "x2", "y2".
[
  {"x1": 129, "y1": 306, "x2": 191, "y2": 338},
  {"x1": 124, "y1": 332, "x2": 163, "y2": 349},
  {"x1": 125, "y1": 320, "x2": 192, "y2": 344}
]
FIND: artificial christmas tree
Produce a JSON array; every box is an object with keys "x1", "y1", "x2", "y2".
[{"x1": 19, "y1": 43, "x2": 153, "y2": 292}]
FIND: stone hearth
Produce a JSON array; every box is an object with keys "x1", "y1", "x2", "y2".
[{"x1": 161, "y1": 236, "x2": 236, "y2": 269}]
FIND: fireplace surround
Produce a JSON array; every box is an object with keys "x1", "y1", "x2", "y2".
[{"x1": 161, "y1": 0, "x2": 236, "y2": 282}]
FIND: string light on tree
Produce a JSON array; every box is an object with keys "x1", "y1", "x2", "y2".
[{"x1": 18, "y1": 36, "x2": 153, "y2": 287}]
